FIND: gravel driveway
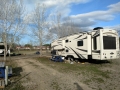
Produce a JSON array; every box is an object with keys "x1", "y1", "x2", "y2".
[
  {"x1": 2, "y1": 54, "x2": 120, "y2": 90},
  {"x1": 11, "y1": 55, "x2": 91, "y2": 90}
]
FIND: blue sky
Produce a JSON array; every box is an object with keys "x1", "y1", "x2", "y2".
[
  {"x1": 70, "y1": 0, "x2": 120, "y2": 13},
  {"x1": 22, "y1": 0, "x2": 120, "y2": 44},
  {"x1": 24, "y1": 0, "x2": 120, "y2": 29}
]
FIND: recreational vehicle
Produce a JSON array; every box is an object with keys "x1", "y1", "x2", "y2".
[
  {"x1": 0, "y1": 42, "x2": 10, "y2": 56},
  {"x1": 51, "y1": 27, "x2": 120, "y2": 60}
]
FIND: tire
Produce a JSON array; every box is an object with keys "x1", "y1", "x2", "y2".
[{"x1": 68, "y1": 57, "x2": 74, "y2": 62}]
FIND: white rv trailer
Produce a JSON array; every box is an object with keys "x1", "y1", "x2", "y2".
[
  {"x1": 51, "y1": 27, "x2": 120, "y2": 60},
  {"x1": 0, "y1": 42, "x2": 10, "y2": 56}
]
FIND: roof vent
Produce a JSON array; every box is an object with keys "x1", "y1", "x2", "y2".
[{"x1": 93, "y1": 27, "x2": 103, "y2": 30}]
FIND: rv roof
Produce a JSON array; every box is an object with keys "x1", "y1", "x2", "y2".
[{"x1": 59, "y1": 31, "x2": 88, "y2": 38}]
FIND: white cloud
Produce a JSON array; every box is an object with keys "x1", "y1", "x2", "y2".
[
  {"x1": 44, "y1": 0, "x2": 90, "y2": 16},
  {"x1": 71, "y1": 12, "x2": 112, "y2": 25},
  {"x1": 108, "y1": 2, "x2": 120, "y2": 13},
  {"x1": 70, "y1": 2, "x2": 120, "y2": 27},
  {"x1": 105, "y1": 24, "x2": 120, "y2": 31},
  {"x1": 36, "y1": 0, "x2": 90, "y2": 16},
  {"x1": 80, "y1": 25, "x2": 120, "y2": 32},
  {"x1": 24, "y1": 0, "x2": 90, "y2": 10},
  {"x1": 23, "y1": 0, "x2": 91, "y2": 23},
  {"x1": 24, "y1": 0, "x2": 120, "y2": 32},
  {"x1": 24, "y1": 0, "x2": 90, "y2": 7},
  {"x1": 103, "y1": 24, "x2": 120, "y2": 35}
]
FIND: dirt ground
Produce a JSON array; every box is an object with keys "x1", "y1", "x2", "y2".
[
  {"x1": 1, "y1": 54, "x2": 120, "y2": 90},
  {"x1": 10, "y1": 55, "x2": 91, "y2": 90}
]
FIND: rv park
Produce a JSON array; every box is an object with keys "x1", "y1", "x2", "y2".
[
  {"x1": 0, "y1": 50, "x2": 120, "y2": 90},
  {"x1": 0, "y1": 0, "x2": 120, "y2": 90}
]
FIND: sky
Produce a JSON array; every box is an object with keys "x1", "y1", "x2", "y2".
[{"x1": 22, "y1": 0, "x2": 120, "y2": 44}]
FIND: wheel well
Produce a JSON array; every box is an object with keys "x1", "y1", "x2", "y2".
[{"x1": 66, "y1": 55, "x2": 74, "y2": 59}]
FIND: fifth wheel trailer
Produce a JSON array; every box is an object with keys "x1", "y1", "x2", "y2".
[{"x1": 51, "y1": 27, "x2": 120, "y2": 60}]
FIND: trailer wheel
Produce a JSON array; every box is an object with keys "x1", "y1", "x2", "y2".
[{"x1": 68, "y1": 57, "x2": 74, "y2": 62}]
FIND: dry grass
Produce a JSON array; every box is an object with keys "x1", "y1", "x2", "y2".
[
  {"x1": 5, "y1": 60, "x2": 25, "y2": 90},
  {"x1": 3, "y1": 54, "x2": 120, "y2": 90},
  {"x1": 12, "y1": 50, "x2": 51, "y2": 55},
  {"x1": 36, "y1": 57, "x2": 120, "y2": 90}
]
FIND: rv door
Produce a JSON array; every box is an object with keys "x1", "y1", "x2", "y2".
[{"x1": 92, "y1": 31, "x2": 101, "y2": 59}]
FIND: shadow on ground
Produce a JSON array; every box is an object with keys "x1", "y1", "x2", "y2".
[
  {"x1": 74, "y1": 82, "x2": 83, "y2": 90},
  {"x1": 6, "y1": 66, "x2": 31, "y2": 90},
  {"x1": 12, "y1": 67, "x2": 23, "y2": 76},
  {"x1": 10, "y1": 53, "x2": 22, "y2": 56},
  {"x1": 0, "y1": 53, "x2": 22, "y2": 57},
  {"x1": 77, "y1": 59, "x2": 110, "y2": 64}
]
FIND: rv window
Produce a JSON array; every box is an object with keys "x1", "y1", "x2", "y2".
[
  {"x1": 77, "y1": 41, "x2": 83, "y2": 46},
  {"x1": 51, "y1": 50, "x2": 56, "y2": 55},
  {"x1": 93, "y1": 37, "x2": 97, "y2": 50},
  {"x1": 0, "y1": 45, "x2": 4, "y2": 49},
  {"x1": 65, "y1": 40, "x2": 68, "y2": 43},
  {"x1": 103, "y1": 36, "x2": 116, "y2": 49}
]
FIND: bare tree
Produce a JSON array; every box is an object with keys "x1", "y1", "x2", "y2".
[
  {"x1": 50, "y1": 13, "x2": 63, "y2": 38},
  {"x1": 30, "y1": 4, "x2": 51, "y2": 55},
  {"x1": 50, "y1": 13, "x2": 82, "y2": 38},
  {"x1": 0, "y1": 0, "x2": 25, "y2": 60},
  {"x1": 62, "y1": 17, "x2": 81, "y2": 36}
]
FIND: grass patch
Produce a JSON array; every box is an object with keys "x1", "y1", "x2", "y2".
[
  {"x1": 36, "y1": 57, "x2": 110, "y2": 78},
  {"x1": 6, "y1": 83, "x2": 25, "y2": 90},
  {"x1": 27, "y1": 61, "x2": 38, "y2": 67},
  {"x1": 5, "y1": 61, "x2": 25, "y2": 90},
  {"x1": 36, "y1": 56, "x2": 111, "y2": 88},
  {"x1": 93, "y1": 77, "x2": 104, "y2": 83},
  {"x1": 12, "y1": 50, "x2": 51, "y2": 55},
  {"x1": 50, "y1": 81, "x2": 62, "y2": 90},
  {"x1": 83, "y1": 79, "x2": 92, "y2": 85}
]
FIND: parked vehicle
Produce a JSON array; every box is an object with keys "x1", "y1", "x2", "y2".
[
  {"x1": 0, "y1": 42, "x2": 10, "y2": 56},
  {"x1": 51, "y1": 27, "x2": 120, "y2": 61},
  {"x1": 51, "y1": 55, "x2": 64, "y2": 62},
  {"x1": 35, "y1": 51, "x2": 40, "y2": 55}
]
